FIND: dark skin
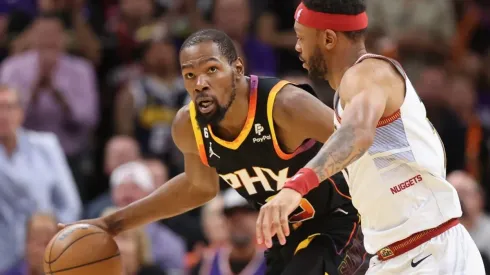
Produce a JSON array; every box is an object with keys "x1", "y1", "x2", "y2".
[
  {"x1": 58, "y1": 41, "x2": 335, "y2": 242},
  {"x1": 256, "y1": 22, "x2": 406, "y2": 248}
]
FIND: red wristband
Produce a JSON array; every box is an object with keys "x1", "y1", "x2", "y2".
[{"x1": 283, "y1": 168, "x2": 321, "y2": 196}]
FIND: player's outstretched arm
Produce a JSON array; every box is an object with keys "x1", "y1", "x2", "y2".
[
  {"x1": 287, "y1": 63, "x2": 394, "y2": 194},
  {"x1": 59, "y1": 106, "x2": 220, "y2": 235}
]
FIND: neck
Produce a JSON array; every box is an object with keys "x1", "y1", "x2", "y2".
[
  {"x1": 214, "y1": 77, "x2": 251, "y2": 139},
  {"x1": 229, "y1": 243, "x2": 256, "y2": 261},
  {"x1": 0, "y1": 134, "x2": 17, "y2": 156},
  {"x1": 328, "y1": 45, "x2": 367, "y2": 90}
]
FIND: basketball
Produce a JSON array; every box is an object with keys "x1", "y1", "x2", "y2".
[{"x1": 44, "y1": 224, "x2": 122, "y2": 275}]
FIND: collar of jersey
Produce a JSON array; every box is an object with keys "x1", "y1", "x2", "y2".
[{"x1": 207, "y1": 81, "x2": 258, "y2": 150}]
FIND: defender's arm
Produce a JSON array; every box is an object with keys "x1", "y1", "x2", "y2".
[{"x1": 286, "y1": 63, "x2": 394, "y2": 195}]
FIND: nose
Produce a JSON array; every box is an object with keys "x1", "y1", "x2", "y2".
[
  {"x1": 195, "y1": 75, "x2": 210, "y2": 93},
  {"x1": 295, "y1": 40, "x2": 301, "y2": 53}
]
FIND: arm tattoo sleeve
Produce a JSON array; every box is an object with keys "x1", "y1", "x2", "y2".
[{"x1": 305, "y1": 125, "x2": 368, "y2": 182}]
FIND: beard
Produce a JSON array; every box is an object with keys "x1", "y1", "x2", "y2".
[
  {"x1": 195, "y1": 73, "x2": 237, "y2": 127},
  {"x1": 306, "y1": 46, "x2": 328, "y2": 80}
]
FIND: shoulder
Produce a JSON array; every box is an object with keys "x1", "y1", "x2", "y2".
[
  {"x1": 271, "y1": 83, "x2": 323, "y2": 126},
  {"x1": 1, "y1": 52, "x2": 35, "y2": 72},
  {"x1": 339, "y1": 58, "x2": 404, "y2": 100},
  {"x1": 23, "y1": 130, "x2": 60, "y2": 147},
  {"x1": 171, "y1": 104, "x2": 198, "y2": 154},
  {"x1": 20, "y1": 130, "x2": 63, "y2": 156}
]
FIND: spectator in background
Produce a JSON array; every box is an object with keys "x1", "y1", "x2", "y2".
[
  {"x1": 9, "y1": 0, "x2": 101, "y2": 64},
  {"x1": 4, "y1": 213, "x2": 58, "y2": 275},
  {"x1": 0, "y1": 85, "x2": 81, "y2": 273},
  {"x1": 448, "y1": 171, "x2": 490, "y2": 270},
  {"x1": 104, "y1": 135, "x2": 142, "y2": 176},
  {"x1": 211, "y1": 0, "x2": 276, "y2": 76},
  {"x1": 415, "y1": 66, "x2": 466, "y2": 174},
  {"x1": 186, "y1": 195, "x2": 229, "y2": 271},
  {"x1": 105, "y1": 0, "x2": 165, "y2": 65},
  {"x1": 89, "y1": 161, "x2": 186, "y2": 273},
  {"x1": 115, "y1": 38, "x2": 186, "y2": 176},
  {"x1": 0, "y1": 1, "x2": 37, "y2": 61},
  {"x1": 194, "y1": 189, "x2": 265, "y2": 275},
  {"x1": 366, "y1": 0, "x2": 456, "y2": 80},
  {"x1": 102, "y1": 207, "x2": 168, "y2": 275},
  {"x1": 84, "y1": 135, "x2": 142, "y2": 218},
  {"x1": 447, "y1": 72, "x2": 489, "y2": 183},
  {"x1": 257, "y1": 0, "x2": 303, "y2": 75},
  {"x1": 0, "y1": 14, "x2": 99, "y2": 201},
  {"x1": 201, "y1": 195, "x2": 229, "y2": 249},
  {"x1": 478, "y1": 51, "x2": 490, "y2": 128}
]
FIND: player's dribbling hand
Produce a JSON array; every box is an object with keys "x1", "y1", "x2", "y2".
[
  {"x1": 58, "y1": 218, "x2": 112, "y2": 235},
  {"x1": 256, "y1": 188, "x2": 302, "y2": 248}
]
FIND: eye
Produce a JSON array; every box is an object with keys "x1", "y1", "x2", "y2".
[
  {"x1": 208, "y1": 67, "x2": 218, "y2": 73},
  {"x1": 184, "y1": 73, "x2": 195, "y2": 79}
]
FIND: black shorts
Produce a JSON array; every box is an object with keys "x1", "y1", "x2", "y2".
[{"x1": 264, "y1": 206, "x2": 370, "y2": 275}]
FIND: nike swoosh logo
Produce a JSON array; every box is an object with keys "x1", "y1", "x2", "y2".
[{"x1": 411, "y1": 254, "x2": 432, "y2": 268}]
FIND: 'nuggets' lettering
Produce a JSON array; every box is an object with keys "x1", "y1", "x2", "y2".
[{"x1": 390, "y1": 175, "x2": 423, "y2": 194}]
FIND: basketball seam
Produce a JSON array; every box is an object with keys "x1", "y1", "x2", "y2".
[
  {"x1": 45, "y1": 253, "x2": 120, "y2": 274},
  {"x1": 48, "y1": 229, "x2": 66, "y2": 274},
  {"x1": 45, "y1": 232, "x2": 105, "y2": 264}
]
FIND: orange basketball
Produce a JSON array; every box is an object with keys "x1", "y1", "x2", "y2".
[{"x1": 44, "y1": 224, "x2": 122, "y2": 275}]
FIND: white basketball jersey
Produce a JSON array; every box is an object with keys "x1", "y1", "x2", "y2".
[{"x1": 333, "y1": 54, "x2": 462, "y2": 254}]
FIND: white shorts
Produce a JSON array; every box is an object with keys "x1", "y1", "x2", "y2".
[{"x1": 367, "y1": 224, "x2": 485, "y2": 275}]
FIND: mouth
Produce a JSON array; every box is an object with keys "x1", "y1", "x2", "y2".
[
  {"x1": 299, "y1": 57, "x2": 307, "y2": 68},
  {"x1": 197, "y1": 99, "x2": 216, "y2": 114}
]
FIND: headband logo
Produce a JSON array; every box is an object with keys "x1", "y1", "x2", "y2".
[{"x1": 296, "y1": 9, "x2": 303, "y2": 20}]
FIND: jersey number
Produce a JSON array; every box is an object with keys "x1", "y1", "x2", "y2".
[{"x1": 265, "y1": 195, "x2": 316, "y2": 223}]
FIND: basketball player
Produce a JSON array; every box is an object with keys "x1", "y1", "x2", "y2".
[
  {"x1": 256, "y1": 0, "x2": 486, "y2": 274},
  {"x1": 61, "y1": 29, "x2": 367, "y2": 274}
]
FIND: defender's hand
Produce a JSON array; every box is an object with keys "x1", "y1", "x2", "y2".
[{"x1": 256, "y1": 188, "x2": 302, "y2": 248}]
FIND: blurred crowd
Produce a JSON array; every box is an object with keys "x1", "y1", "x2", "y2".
[{"x1": 0, "y1": 0, "x2": 489, "y2": 274}]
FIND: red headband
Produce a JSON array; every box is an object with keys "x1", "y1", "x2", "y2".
[{"x1": 294, "y1": 2, "x2": 368, "y2": 31}]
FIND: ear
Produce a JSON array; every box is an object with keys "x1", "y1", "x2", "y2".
[
  {"x1": 323, "y1": 29, "x2": 338, "y2": 51},
  {"x1": 234, "y1": 57, "x2": 245, "y2": 77}
]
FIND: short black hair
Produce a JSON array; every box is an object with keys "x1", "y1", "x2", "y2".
[
  {"x1": 180, "y1": 29, "x2": 238, "y2": 64},
  {"x1": 302, "y1": 0, "x2": 367, "y2": 40}
]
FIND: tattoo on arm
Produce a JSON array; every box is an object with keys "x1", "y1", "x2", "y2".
[{"x1": 305, "y1": 125, "x2": 368, "y2": 182}]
